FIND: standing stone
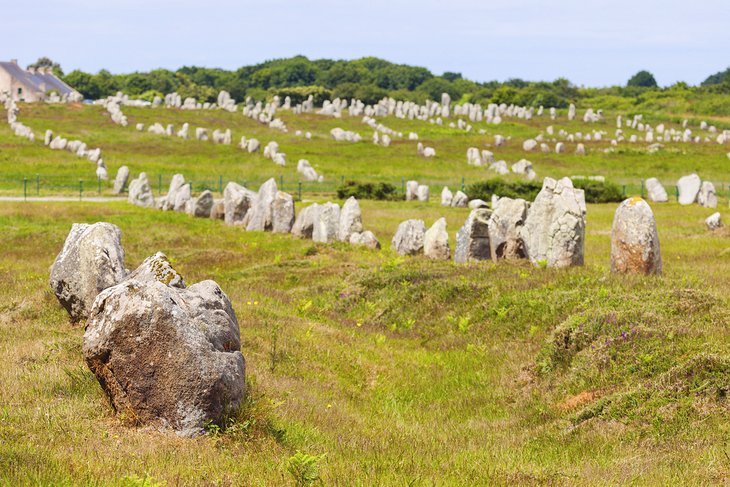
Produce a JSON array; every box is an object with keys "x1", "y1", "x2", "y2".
[
  {"x1": 645, "y1": 178, "x2": 668, "y2": 203},
  {"x1": 161, "y1": 174, "x2": 186, "y2": 211},
  {"x1": 113, "y1": 166, "x2": 130, "y2": 194},
  {"x1": 173, "y1": 184, "x2": 191, "y2": 212},
  {"x1": 523, "y1": 139, "x2": 537, "y2": 151},
  {"x1": 520, "y1": 177, "x2": 586, "y2": 268},
  {"x1": 210, "y1": 199, "x2": 225, "y2": 220},
  {"x1": 488, "y1": 197, "x2": 529, "y2": 261},
  {"x1": 338, "y1": 197, "x2": 363, "y2": 242},
  {"x1": 128, "y1": 173, "x2": 155, "y2": 208},
  {"x1": 454, "y1": 209, "x2": 491, "y2": 263},
  {"x1": 677, "y1": 174, "x2": 701, "y2": 205},
  {"x1": 350, "y1": 231, "x2": 381, "y2": 250},
  {"x1": 441, "y1": 187, "x2": 453, "y2": 206},
  {"x1": 292, "y1": 203, "x2": 319, "y2": 239},
  {"x1": 190, "y1": 190, "x2": 214, "y2": 218},
  {"x1": 391, "y1": 220, "x2": 426, "y2": 256},
  {"x1": 451, "y1": 191, "x2": 468, "y2": 208},
  {"x1": 50, "y1": 223, "x2": 127, "y2": 323},
  {"x1": 272, "y1": 191, "x2": 295, "y2": 233},
  {"x1": 406, "y1": 180, "x2": 419, "y2": 201},
  {"x1": 223, "y1": 182, "x2": 256, "y2": 226},
  {"x1": 83, "y1": 256, "x2": 245, "y2": 437},
  {"x1": 423, "y1": 218, "x2": 450, "y2": 260},
  {"x1": 610, "y1": 197, "x2": 661, "y2": 275},
  {"x1": 417, "y1": 185, "x2": 430, "y2": 202},
  {"x1": 698, "y1": 181, "x2": 717, "y2": 208},
  {"x1": 706, "y1": 212, "x2": 723, "y2": 230},
  {"x1": 246, "y1": 178, "x2": 278, "y2": 231},
  {"x1": 312, "y1": 202, "x2": 341, "y2": 243}
]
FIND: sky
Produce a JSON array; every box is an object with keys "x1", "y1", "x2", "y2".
[{"x1": 4, "y1": 0, "x2": 730, "y2": 87}]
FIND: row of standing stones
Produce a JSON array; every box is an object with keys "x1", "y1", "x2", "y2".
[
  {"x1": 50, "y1": 174, "x2": 707, "y2": 435},
  {"x1": 392, "y1": 177, "x2": 663, "y2": 275}
]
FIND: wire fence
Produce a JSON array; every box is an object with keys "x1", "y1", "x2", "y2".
[{"x1": 1, "y1": 173, "x2": 729, "y2": 203}]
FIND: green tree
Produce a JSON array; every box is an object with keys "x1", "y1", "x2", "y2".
[
  {"x1": 27, "y1": 57, "x2": 64, "y2": 76},
  {"x1": 627, "y1": 70, "x2": 658, "y2": 88}
]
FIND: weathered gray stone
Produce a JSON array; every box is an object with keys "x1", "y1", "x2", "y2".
[
  {"x1": 272, "y1": 191, "x2": 295, "y2": 233},
  {"x1": 223, "y1": 182, "x2": 256, "y2": 226},
  {"x1": 173, "y1": 184, "x2": 191, "y2": 212},
  {"x1": 417, "y1": 185, "x2": 430, "y2": 202},
  {"x1": 520, "y1": 177, "x2": 585, "y2": 268},
  {"x1": 312, "y1": 203, "x2": 341, "y2": 243},
  {"x1": 468, "y1": 199, "x2": 489, "y2": 209},
  {"x1": 610, "y1": 197, "x2": 661, "y2": 275},
  {"x1": 441, "y1": 187, "x2": 453, "y2": 206},
  {"x1": 128, "y1": 173, "x2": 155, "y2": 208},
  {"x1": 451, "y1": 191, "x2": 468, "y2": 208},
  {"x1": 423, "y1": 218, "x2": 450, "y2": 260},
  {"x1": 50, "y1": 223, "x2": 127, "y2": 322},
  {"x1": 391, "y1": 219, "x2": 425, "y2": 256},
  {"x1": 83, "y1": 258, "x2": 245, "y2": 437},
  {"x1": 454, "y1": 209, "x2": 491, "y2": 263},
  {"x1": 126, "y1": 252, "x2": 185, "y2": 288},
  {"x1": 645, "y1": 178, "x2": 668, "y2": 203},
  {"x1": 406, "y1": 180, "x2": 419, "y2": 201},
  {"x1": 350, "y1": 231, "x2": 381, "y2": 250},
  {"x1": 677, "y1": 173, "x2": 701, "y2": 205},
  {"x1": 210, "y1": 199, "x2": 225, "y2": 220},
  {"x1": 488, "y1": 197, "x2": 528, "y2": 261},
  {"x1": 338, "y1": 197, "x2": 363, "y2": 242},
  {"x1": 160, "y1": 174, "x2": 186, "y2": 211},
  {"x1": 113, "y1": 166, "x2": 130, "y2": 194},
  {"x1": 706, "y1": 212, "x2": 723, "y2": 230},
  {"x1": 292, "y1": 203, "x2": 319, "y2": 239},
  {"x1": 698, "y1": 181, "x2": 717, "y2": 208},
  {"x1": 246, "y1": 178, "x2": 278, "y2": 231},
  {"x1": 190, "y1": 190, "x2": 214, "y2": 218}
]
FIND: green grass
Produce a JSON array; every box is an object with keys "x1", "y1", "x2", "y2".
[
  {"x1": 1, "y1": 198, "x2": 730, "y2": 485},
  {"x1": 2, "y1": 103, "x2": 730, "y2": 198}
]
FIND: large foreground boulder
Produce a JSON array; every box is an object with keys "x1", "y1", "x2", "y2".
[
  {"x1": 610, "y1": 197, "x2": 661, "y2": 275},
  {"x1": 520, "y1": 177, "x2": 585, "y2": 268},
  {"x1": 83, "y1": 254, "x2": 245, "y2": 437},
  {"x1": 454, "y1": 209, "x2": 491, "y2": 263},
  {"x1": 392, "y1": 219, "x2": 425, "y2": 256},
  {"x1": 50, "y1": 223, "x2": 127, "y2": 322}
]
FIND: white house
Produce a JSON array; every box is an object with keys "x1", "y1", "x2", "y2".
[{"x1": 0, "y1": 59, "x2": 80, "y2": 102}]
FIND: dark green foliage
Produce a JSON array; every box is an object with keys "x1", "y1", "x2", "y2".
[
  {"x1": 467, "y1": 178, "x2": 623, "y2": 204},
  {"x1": 627, "y1": 70, "x2": 658, "y2": 88},
  {"x1": 702, "y1": 67, "x2": 730, "y2": 86},
  {"x1": 336, "y1": 180, "x2": 400, "y2": 201},
  {"x1": 27, "y1": 57, "x2": 64, "y2": 77},
  {"x1": 466, "y1": 179, "x2": 543, "y2": 202},
  {"x1": 571, "y1": 179, "x2": 624, "y2": 203}
]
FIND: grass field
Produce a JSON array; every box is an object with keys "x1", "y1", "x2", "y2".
[
  {"x1": 2, "y1": 101, "x2": 730, "y2": 485},
  {"x1": 1, "y1": 196, "x2": 730, "y2": 485},
  {"x1": 2, "y1": 103, "x2": 730, "y2": 199}
]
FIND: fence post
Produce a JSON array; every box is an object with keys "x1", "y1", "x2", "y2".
[
  {"x1": 461, "y1": 177, "x2": 465, "y2": 192},
  {"x1": 98, "y1": 176, "x2": 102, "y2": 194},
  {"x1": 219, "y1": 175, "x2": 223, "y2": 194},
  {"x1": 23, "y1": 177, "x2": 27, "y2": 201},
  {"x1": 36, "y1": 174, "x2": 39, "y2": 195},
  {"x1": 622, "y1": 185, "x2": 626, "y2": 197},
  {"x1": 79, "y1": 179, "x2": 83, "y2": 201},
  {"x1": 340, "y1": 175, "x2": 344, "y2": 185},
  {"x1": 640, "y1": 179, "x2": 644, "y2": 199},
  {"x1": 674, "y1": 186, "x2": 678, "y2": 202},
  {"x1": 298, "y1": 181, "x2": 302, "y2": 201},
  {"x1": 158, "y1": 174, "x2": 162, "y2": 195},
  {"x1": 280, "y1": 175, "x2": 284, "y2": 191}
]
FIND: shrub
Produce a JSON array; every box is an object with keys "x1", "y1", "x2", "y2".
[
  {"x1": 466, "y1": 178, "x2": 624, "y2": 204},
  {"x1": 336, "y1": 180, "x2": 400, "y2": 201}
]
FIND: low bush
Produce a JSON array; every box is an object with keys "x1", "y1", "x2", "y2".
[
  {"x1": 466, "y1": 178, "x2": 624, "y2": 204},
  {"x1": 336, "y1": 180, "x2": 400, "y2": 201}
]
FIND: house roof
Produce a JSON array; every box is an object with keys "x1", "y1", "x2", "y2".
[{"x1": 0, "y1": 62, "x2": 77, "y2": 96}]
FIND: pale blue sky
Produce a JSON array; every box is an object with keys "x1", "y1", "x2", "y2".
[{"x1": 5, "y1": 0, "x2": 729, "y2": 86}]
